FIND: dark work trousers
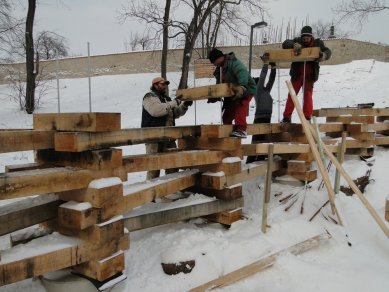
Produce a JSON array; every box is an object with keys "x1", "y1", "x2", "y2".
[{"x1": 246, "y1": 116, "x2": 271, "y2": 163}]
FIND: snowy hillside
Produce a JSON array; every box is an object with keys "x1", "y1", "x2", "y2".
[{"x1": 0, "y1": 59, "x2": 388, "y2": 292}]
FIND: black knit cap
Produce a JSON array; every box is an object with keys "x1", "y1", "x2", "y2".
[
  {"x1": 301, "y1": 25, "x2": 313, "y2": 37},
  {"x1": 208, "y1": 48, "x2": 224, "y2": 63}
]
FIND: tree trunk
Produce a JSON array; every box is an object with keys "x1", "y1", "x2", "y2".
[
  {"x1": 25, "y1": 0, "x2": 36, "y2": 114},
  {"x1": 161, "y1": 0, "x2": 171, "y2": 95}
]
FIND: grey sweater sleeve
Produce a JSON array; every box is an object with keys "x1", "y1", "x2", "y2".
[{"x1": 143, "y1": 93, "x2": 178, "y2": 117}]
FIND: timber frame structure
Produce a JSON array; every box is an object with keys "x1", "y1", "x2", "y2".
[{"x1": 1, "y1": 108, "x2": 389, "y2": 287}]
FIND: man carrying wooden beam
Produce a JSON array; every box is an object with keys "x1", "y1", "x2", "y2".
[
  {"x1": 141, "y1": 77, "x2": 192, "y2": 180},
  {"x1": 208, "y1": 48, "x2": 257, "y2": 138},
  {"x1": 281, "y1": 25, "x2": 331, "y2": 123}
]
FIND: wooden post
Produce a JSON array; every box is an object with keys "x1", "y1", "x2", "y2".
[
  {"x1": 262, "y1": 144, "x2": 274, "y2": 233},
  {"x1": 189, "y1": 233, "x2": 331, "y2": 292},
  {"x1": 334, "y1": 132, "x2": 347, "y2": 194},
  {"x1": 312, "y1": 117, "x2": 325, "y2": 163},
  {"x1": 286, "y1": 81, "x2": 343, "y2": 225}
]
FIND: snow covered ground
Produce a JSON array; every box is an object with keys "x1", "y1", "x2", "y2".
[{"x1": 0, "y1": 59, "x2": 389, "y2": 292}]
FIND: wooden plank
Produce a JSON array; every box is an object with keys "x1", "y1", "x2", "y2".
[
  {"x1": 123, "y1": 170, "x2": 198, "y2": 210},
  {"x1": 205, "y1": 208, "x2": 242, "y2": 225},
  {"x1": 122, "y1": 150, "x2": 225, "y2": 173},
  {"x1": 266, "y1": 47, "x2": 320, "y2": 62},
  {"x1": 375, "y1": 136, "x2": 389, "y2": 145},
  {"x1": 124, "y1": 197, "x2": 243, "y2": 231},
  {"x1": 0, "y1": 130, "x2": 54, "y2": 153},
  {"x1": 0, "y1": 233, "x2": 129, "y2": 286},
  {"x1": 0, "y1": 167, "x2": 126, "y2": 200},
  {"x1": 313, "y1": 107, "x2": 389, "y2": 117},
  {"x1": 54, "y1": 126, "x2": 200, "y2": 152},
  {"x1": 194, "y1": 160, "x2": 242, "y2": 176},
  {"x1": 326, "y1": 116, "x2": 375, "y2": 124},
  {"x1": 0, "y1": 194, "x2": 62, "y2": 236},
  {"x1": 190, "y1": 233, "x2": 330, "y2": 292},
  {"x1": 36, "y1": 113, "x2": 121, "y2": 132},
  {"x1": 72, "y1": 250, "x2": 125, "y2": 282},
  {"x1": 5, "y1": 162, "x2": 48, "y2": 173},
  {"x1": 176, "y1": 83, "x2": 234, "y2": 101},
  {"x1": 178, "y1": 137, "x2": 241, "y2": 151},
  {"x1": 200, "y1": 125, "x2": 233, "y2": 138}
]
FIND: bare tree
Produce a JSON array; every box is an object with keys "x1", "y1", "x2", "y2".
[
  {"x1": 25, "y1": 0, "x2": 36, "y2": 114},
  {"x1": 310, "y1": 20, "x2": 350, "y2": 39},
  {"x1": 120, "y1": 0, "x2": 266, "y2": 89},
  {"x1": 36, "y1": 31, "x2": 68, "y2": 60},
  {"x1": 333, "y1": 0, "x2": 388, "y2": 30}
]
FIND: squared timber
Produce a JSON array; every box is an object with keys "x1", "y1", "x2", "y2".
[
  {"x1": 205, "y1": 208, "x2": 243, "y2": 225},
  {"x1": 326, "y1": 116, "x2": 375, "y2": 124},
  {"x1": 189, "y1": 185, "x2": 242, "y2": 200},
  {"x1": 266, "y1": 47, "x2": 320, "y2": 62},
  {"x1": 0, "y1": 130, "x2": 54, "y2": 153},
  {"x1": 176, "y1": 83, "x2": 234, "y2": 101},
  {"x1": 55, "y1": 113, "x2": 121, "y2": 132}
]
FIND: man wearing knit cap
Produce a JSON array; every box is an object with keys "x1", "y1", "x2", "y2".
[
  {"x1": 141, "y1": 76, "x2": 192, "y2": 180},
  {"x1": 208, "y1": 48, "x2": 256, "y2": 138},
  {"x1": 281, "y1": 25, "x2": 331, "y2": 123}
]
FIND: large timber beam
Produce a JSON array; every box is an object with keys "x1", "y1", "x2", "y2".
[
  {"x1": 54, "y1": 126, "x2": 200, "y2": 152},
  {"x1": 266, "y1": 47, "x2": 320, "y2": 62},
  {"x1": 176, "y1": 83, "x2": 234, "y2": 101},
  {"x1": 313, "y1": 107, "x2": 389, "y2": 117},
  {"x1": 0, "y1": 130, "x2": 54, "y2": 153},
  {"x1": 124, "y1": 197, "x2": 243, "y2": 231}
]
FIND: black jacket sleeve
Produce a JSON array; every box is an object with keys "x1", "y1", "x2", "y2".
[{"x1": 265, "y1": 67, "x2": 276, "y2": 92}]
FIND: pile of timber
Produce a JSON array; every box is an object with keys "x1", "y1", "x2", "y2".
[{"x1": 1, "y1": 107, "x2": 389, "y2": 287}]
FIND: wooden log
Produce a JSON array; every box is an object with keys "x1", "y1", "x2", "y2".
[
  {"x1": 200, "y1": 125, "x2": 233, "y2": 138},
  {"x1": 0, "y1": 130, "x2": 54, "y2": 153},
  {"x1": 36, "y1": 148, "x2": 123, "y2": 170},
  {"x1": 0, "y1": 167, "x2": 126, "y2": 200},
  {"x1": 10, "y1": 226, "x2": 52, "y2": 247},
  {"x1": 205, "y1": 208, "x2": 242, "y2": 225},
  {"x1": 5, "y1": 162, "x2": 48, "y2": 173},
  {"x1": 188, "y1": 185, "x2": 242, "y2": 200},
  {"x1": 124, "y1": 197, "x2": 243, "y2": 231},
  {"x1": 123, "y1": 169, "x2": 198, "y2": 210},
  {"x1": 287, "y1": 160, "x2": 310, "y2": 172},
  {"x1": 58, "y1": 201, "x2": 99, "y2": 230},
  {"x1": 265, "y1": 47, "x2": 320, "y2": 62},
  {"x1": 178, "y1": 137, "x2": 242, "y2": 157},
  {"x1": 189, "y1": 233, "x2": 331, "y2": 292},
  {"x1": 242, "y1": 143, "x2": 311, "y2": 155},
  {"x1": 122, "y1": 150, "x2": 225, "y2": 173},
  {"x1": 72, "y1": 250, "x2": 125, "y2": 282},
  {"x1": 0, "y1": 194, "x2": 62, "y2": 236},
  {"x1": 287, "y1": 170, "x2": 317, "y2": 182},
  {"x1": 349, "y1": 131, "x2": 376, "y2": 141},
  {"x1": 59, "y1": 180, "x2": 123, "y2": 208},
  {"x1": 375, "y1": 136, "x2": 389, "y2": 146},
  {"x1": 194, "y1": 160, "x2": 242, "y2": 176},
  {"x1": 34, "y1": 112, "x2": 121, "y2": 132},
  {"x1": 326, "y1": 116, "x2": 375, "y2": 124},
  {"x1": 54, "y1": 126, "x2": 200, "y2": 152},
  {"x1": 176, "y1": 83, "x2": 234, "y2": 101},
  {"x1": 313, "y1": 107, "x2": 389, "y2": 117},
  {"x1": 0, "y1": 232, "x2": 129, "y2": 286},
  {"x1": 201, "y1": 161, "x2": 282, "y2": 190}
]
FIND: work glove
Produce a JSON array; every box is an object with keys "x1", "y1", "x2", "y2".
[
  {"x1": 184, "y1": 100, "x2": 193, "y2": 107},
  {"x1": 207, "y1": 98, "x2": 221, "y2": 103},
  {"x1": 293, "y1": 43, "x2": 302, "y2": 56},
  {"x1": 269, "y1": 62, "x2": 276, "y2": 68},
  {"x1": 231, "y1": 85, "x2": 246, "y2": 100},
  {"x1": 260, "y1": 53, "x2": 270, "y2": 64},
  {"x1": 318, "y1": 51, "x2": 327, "y2": 62}
]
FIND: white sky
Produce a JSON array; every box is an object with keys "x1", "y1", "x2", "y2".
[{"x1": 11, "y1": 0, "x2": 389, "y2": 56}]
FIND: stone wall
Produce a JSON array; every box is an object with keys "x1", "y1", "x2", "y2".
[{"x1": 0, "y1": 39, "x2": 387, "y2": 84}]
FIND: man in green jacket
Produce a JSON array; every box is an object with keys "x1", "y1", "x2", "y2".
[{"x1": 208, "y1": 48, "x2": 256, "y2": 138}]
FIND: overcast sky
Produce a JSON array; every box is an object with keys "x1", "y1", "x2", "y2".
[{"x1": 12, "y1": 0, "x2": 389, "y2": 56}]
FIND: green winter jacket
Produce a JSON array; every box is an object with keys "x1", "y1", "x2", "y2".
[{"x1": 213, "y1": 52, "x2": 256, "y2": 98}]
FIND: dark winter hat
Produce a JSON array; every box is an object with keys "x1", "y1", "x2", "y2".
[
  {"x1": 208, "y1": 48, "x2": 224, "y2": 63},
  {"x1": 301, "y1": 25, "x2": 313, "y2": 37}
]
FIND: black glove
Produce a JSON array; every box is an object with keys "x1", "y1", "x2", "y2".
[
  {"x1": 269, "y1": 62, "x2": 276, "y2": 68},
  {"x1": 293, "y1": 43, "x2": 302, "y2": 56},
  {"x1": 260, "y1": 53, "x2": 270, "y2": 64},
  {"x1": 184, "y1": 100, "x2": 193, "y2": 107},
  {"x1": 207, "y1": 98, "x2": 221, "y2": 103}
]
